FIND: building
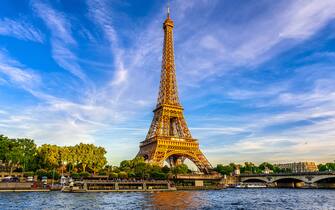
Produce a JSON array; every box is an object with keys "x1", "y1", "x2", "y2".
[
  {"x1": 275, "y1": 162, "x2": 318, "y2": 173},
  {"x1": 233, "y1": 166, "x2": 240, "y2": 176},
  {"x1": 263, "y1": 167, "x2": 273, "y2": 174},
  {"x1": 137, "y1": 7, "x2": 212, "y2": 173}
]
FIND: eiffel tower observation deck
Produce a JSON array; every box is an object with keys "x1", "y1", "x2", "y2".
[{"x1": 137, "y1": 6, "x2": 213, "y2": 174}]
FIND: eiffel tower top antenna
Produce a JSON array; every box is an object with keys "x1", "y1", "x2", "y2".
[{"x1": 167, "y1": 0, "x2": 170, "y2": 18}]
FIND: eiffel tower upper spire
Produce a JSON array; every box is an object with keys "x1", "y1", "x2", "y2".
[
  {"x1": 156, "y1": 5, "x2": 181, "y2": 108},
  {"x1": 167, "y1": 1, "x2": 170, "y2": 18}
]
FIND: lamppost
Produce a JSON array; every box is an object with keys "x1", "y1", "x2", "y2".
[
  {"x1": 22, "y1": 144, "x2": 26, "y2": 174},
  {"x1": 51, "y1": 168, "x2": 55, "y2": 188}
]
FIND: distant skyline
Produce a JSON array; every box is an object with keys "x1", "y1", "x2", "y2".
[{"x1": 0, "y1": 0, "x2": 335, "y2": 165}]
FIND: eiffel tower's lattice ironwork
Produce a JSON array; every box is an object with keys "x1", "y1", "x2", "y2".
[{"x1": 137, "y1": 8, "x2": 212, "y2": 173}]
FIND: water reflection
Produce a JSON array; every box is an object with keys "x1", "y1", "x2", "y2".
[{"x1": 146, "y1": 191, "x2": 208, "y2": 209}]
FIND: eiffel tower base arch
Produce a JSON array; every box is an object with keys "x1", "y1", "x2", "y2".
[{"x1": 138, "y1": 138, "x2": 213, "y2": 174}]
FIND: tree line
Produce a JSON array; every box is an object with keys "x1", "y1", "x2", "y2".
[
  {"x1": 318, "y1": 163, "x2": 335, "y2": 172},
  {"x1": 0, "y1": 134, "x2": 191, "y2": 180},
  {"x1": 105, "y1": 157, "x2": 190, "y2": 180},
  {"x1": 214, "y1": 162, "x2": 335, "y2": 175},
  {"x1": 0, "y1": 134, "x2": 107, "y2": 175},
  {"x1": 214, "y1": 162, "x2": 289, "y2": 175}
]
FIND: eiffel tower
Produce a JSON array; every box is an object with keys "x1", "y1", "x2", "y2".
[{"x1": 137, "y1": 7, "x2": 212, "y2": 174}]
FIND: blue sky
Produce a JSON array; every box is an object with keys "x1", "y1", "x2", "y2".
[{"x1": 1, "y1": 0, "x2": 335, "y2": 166}]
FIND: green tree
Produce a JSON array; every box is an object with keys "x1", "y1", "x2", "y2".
[
  {"x1": 16, "y1": 138, "x2": 37, "y2": 171},
  {"x1": 0, "y1": 135, "x2": 10, "y2": 162},
  {"x1": 118, "y1": 171, "x2": 128, "y2": 179},
  {"x1": 74, "y1": 143, "x2": 92, "y2": 172},
  {"x1": 6, "y1": 140, "x2": 23, "y2": 174},
  {"x1": 326, "y1": 163, "x2": 335, "y2": 171},
  {"x1": 91, "y1": 146, "x2": 107, "y2": 174},
  {"x1": 134, "y1": 162, "x2": 150, "y2": 178},
  {"x1": 37, "y1": 144, "x2": 60, "y2": 170},
  {"x1": 120, "y1": 160, "x2": 132, "y2": 171},
  {"x1": 0, "y1": 136, "x2": 37, "y2": 173},
  {"x1": 318, "y1": 163, "x2": 335, "y2": 172},
  {"x1": 36, "y1": 169, "x2": 48, "y2": 179},
  {"x1": 74, "y1": 143, "x2": 107, "y2": 173},
  {"x1": 240, "y1": 162, "x2": 262, "y2": 174},
  {"x1": 150, "y1": 165, "x2": 167, "y2": 180},
  {"x1": 259, "y1": 162, "x2": 274, "y2": 171},
  {"x1": 48, "y1": 170, "x2": 60, "y2": 179},
  {"x1": 162, "y1": 165, "x2": 170, "y2": 173},
  {"x1": 79, "y1": 171, "x2": 91, "y2": 178},
  {"x1": 215, "y1": 164, "x2": 234, "y2": 175},
  {"x1": 59, "y1": 146, "x2": 70, "y2": 172},
  {"x1": 171, "y1": 164, "x2": 189, "y2": 174},
  {"x1": 71, "y1": 172, "x2": 80, "y2": 179},
  {"x1": 110, "y1": 172, "x2": 118, "y2": 179}
]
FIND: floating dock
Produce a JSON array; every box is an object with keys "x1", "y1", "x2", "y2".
[
  {"x1": 0, "y1": 182, "x2": 50, "y2": 192},
  {"x1": 61, "y1": 180, "x2": 176, "y2": 193}
]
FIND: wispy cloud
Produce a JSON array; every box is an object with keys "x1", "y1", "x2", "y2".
[
  {"x1": 279, "y1": 0, "x2": 335, "y2": 39},
  {"x1": 171, "y1": 0, "x2": 335, "y2": 86},
  {"x1": 87, "y1": 0, "x2": 127, "y2": 87},
  {"x1": 0, "y1": 18, "x2": 44, "y2": 43},
  {"x1": 0, "y1": 49, "x2": 40, "y2": 89},
  {"x1": 32, "y1": 1, "x2": 86, "y2": 81},
  {"x1": 86, "y1": 0, "x2": 163, "y2": 112}
]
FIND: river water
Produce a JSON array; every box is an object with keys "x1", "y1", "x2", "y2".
[{"x1": 0, "y1": 189, "x2": 334, "y2": 209}]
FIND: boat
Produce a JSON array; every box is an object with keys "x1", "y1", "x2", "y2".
[
  {"x1": 236, "y1": 183, "x2": 267, "y2": 188},
  {"x1": 61, "y1": 180, "x2": 176, "y2": 193}
]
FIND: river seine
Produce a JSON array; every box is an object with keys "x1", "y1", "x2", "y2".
[{"x1": 0, "y1": 189, "x2": 334, "y2": 209}]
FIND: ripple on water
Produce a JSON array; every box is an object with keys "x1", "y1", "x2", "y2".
[{"x1": 0, "y1": 189, "x2": 335, "y2": 210}]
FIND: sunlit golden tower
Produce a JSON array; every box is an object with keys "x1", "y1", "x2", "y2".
[{"x1": 137, "y1": 7, "x2": 212, "y2": 173}]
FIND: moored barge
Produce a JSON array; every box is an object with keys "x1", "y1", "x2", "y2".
[{"x1": 61, "y1": 180, "x2": 176, "y2": 193}]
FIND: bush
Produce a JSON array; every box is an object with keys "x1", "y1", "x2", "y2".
[
  {"x1": 71, "y1": 172, "x2": 80, "y2": 179},
  {"x1": 79, "y1": 172, "x2": 91, "y2": 178},
  {"x1": 171, "y1": 164, "x2": 189, "y2": 174},
  {"x1": 36, "y1": 169, "x2": 48, "y2": 179},
  {"x1": 14, "y1": 167, "x2": 23, "y2": 172},
  {"x1": 128, "y1": 171, "x2": 136, "y2": 178},
  {"x1": 23, "y1": 172, "x2": 35, "y2": 177},
  {"x1": 162, "y1": 165, "x2": 170, "y2": 174},
  {"x1": 118, "y1": 171, "x2": 128, "y2": 179},
  {"x1": 151, "y1": 171, "x2": 167, "y2": 180},
  {"x1": 109, "y1": 172, "x2": 118, "y2": 179},
  {"x1": 47, "y1": 170, "x2": 60, "y2": 180},
  {"x1": 98, "y1": 170, "x2": 107, "y2": 176}
]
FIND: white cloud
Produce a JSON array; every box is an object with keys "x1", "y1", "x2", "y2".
[
  {"x1": 190, "y1": 127, "x2": 247, "y2": 135},
  {"x1": 0, "y1": 18, "x2": 44, "y2": 43},
  {"x1": 51, "y1": 41, "x2": 86, "y2": 80},
  {"x1": 279, "y1": 0, "x2": 335, "y2": 39},
  {"x1": 233, "y1": 0, "x2": 335, "y2": 63},
  {"x1": 32, "y1": 1, "x2": 87, "y2": 81},
  {"x1": 111, "y1": 67, "x2": 128, "y2": 86},
  {"x1": 87, "y1": 0, "x2": 128, "y2": 86},
  {"x1": 173, "y1": 0, "x2": 335, "y2": 83},
  {"x1": 32, "y1": 2, "x2": 75, "y2": 44},
  {"x1": 205, "y1": 134, "x2": 335, "y2": 164},
  {"x1": 0, "y1": 50, "x2": 40, "y2": 89}
]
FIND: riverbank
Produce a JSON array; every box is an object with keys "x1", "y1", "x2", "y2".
[{"x1": 0, "y1": 189, "x2": 49, "y2": 192}]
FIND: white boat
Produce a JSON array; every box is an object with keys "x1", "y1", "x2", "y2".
[{"x1": 236, "y1": 183, "x2": 267, "y2": 188}]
